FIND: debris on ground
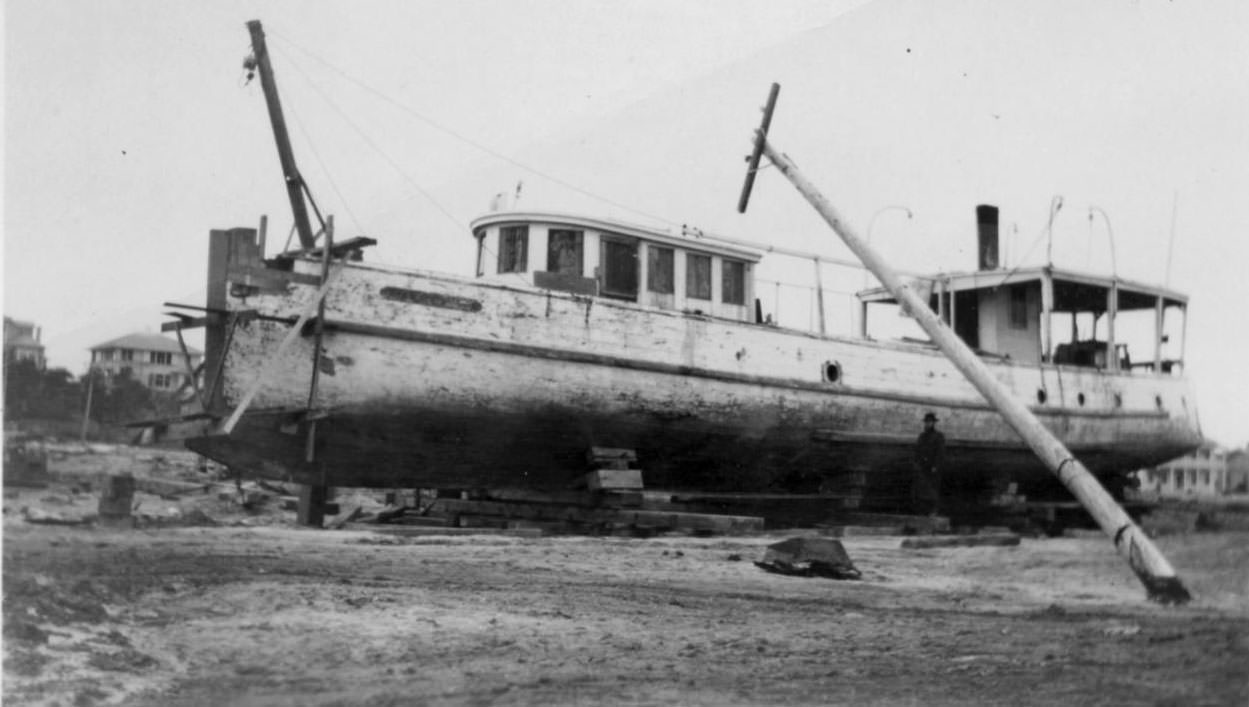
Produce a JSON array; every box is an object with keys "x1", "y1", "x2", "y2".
[{"x1": 754, "y1": 536, "x2": 862, "y2": 579}]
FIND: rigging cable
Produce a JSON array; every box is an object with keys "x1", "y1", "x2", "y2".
[
  {"x1": 273, "y1": 45, "x2": 465, "y2": 236},
  {"x1": 282, "y1": 85, "x2": 369, "y2": 240},
  {"x1": 269, "y1": 29, "x2": 678, "y2": 229},
  {"x1": 992, "y1": 217, "x2": 1058, "y2": 291}
]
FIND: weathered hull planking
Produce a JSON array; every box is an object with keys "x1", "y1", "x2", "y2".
[{"x1": 185, "y1": 228, "x2": 1202, "y2": 500}]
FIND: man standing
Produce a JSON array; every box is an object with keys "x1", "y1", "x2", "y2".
[{"x1": 913, "y1": 412, "x2": 945, "y2": 516}]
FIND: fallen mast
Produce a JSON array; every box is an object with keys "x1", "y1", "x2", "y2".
[{"x1": 740, "y1": 83, "x2": 1190, "y2": 605}]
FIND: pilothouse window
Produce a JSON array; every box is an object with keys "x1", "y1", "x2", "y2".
[
  {"x1": 474, "y1": 229, "x2": 486, "y2": 276},
  {"x1": 647, "y1": 246, "x2": 674, "y2": 294},
  {"x1": 722, "y1": 259, "x2": 746, "y2": 305},
  {"x1": 547, "y1": 229, "x2": 583, "y2": 275},
  {"x1": 600, "y1": 237, "x2": 639, "y2": 300},
  {"x1": 498, "y1": 226, "x2": 528, "y2": 273},
  {"x1": 686, "y1": 254, "x2": 711, "y2": 300}
]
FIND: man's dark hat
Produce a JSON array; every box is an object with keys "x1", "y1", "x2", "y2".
[{"x1": 923, "y1": 412, "x2": 938, "y2": 422}]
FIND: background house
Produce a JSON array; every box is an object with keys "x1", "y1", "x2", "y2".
[
  {"x1": 88, "y1": 333, "x2": 202, "y2": 393},
  {"x1": 1227, "y1": 447, "x2": 1249, "y2": 495},
  {"x1": 1136, "y1": 443, "x2": 1231, "y2": 499},
  {"x1": 4, "y1": 316, "x2": 47, "y2": 370}
]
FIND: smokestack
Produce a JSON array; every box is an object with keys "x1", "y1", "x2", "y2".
[{"x1": 976, "y1": 204, "x2": 1000, "y2": 270}]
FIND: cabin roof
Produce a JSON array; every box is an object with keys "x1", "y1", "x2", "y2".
[
  {"x1": 857, "y1": 265, "x2": 1188, "y2": 311},
  {"x1": 470, "y1": 211, "x2": 764, "y2": 263}
]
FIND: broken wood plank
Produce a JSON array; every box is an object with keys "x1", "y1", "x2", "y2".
[
  {"x1": 669, "y1": 492, "x2": 850, "y2": 503},
  {"x1": 329, "y1": 505, "x2": 364, "y2": 530},
  {"x1": 430, "y1": 498, "x2": 764, "y2": 534},
  {"x1": 22, "y1": 508, "x2": 94, "y2": 526},
  {"x1": 581, "y1": 468, "x2": 644, "y2": 491},
  {"x1": 472, "y1": 489, "x2": 601, "y2": 506},
  {"x1": 586, "y1": 447, "x2": 637, "y2": 463},
  {"x1": 831, "y1": 512, "x2": 951, "y2": 534},
  {"x1": 819, "y1": 525, "x2": 908, "y2": 537},
  {"x1": 585, "y1": 447, "x2": 637, "y2": 470},
  {"x1": 475, "y1": 488, "x2": 645, "y2": 509},
  {"x1": 357, "y1": 525, "x2": 543, "y2": 538},
  {"x1": 132, "y1": 477, "x2": 212, "y2": 499},
  {"x1": 285, "y1": 496, "x2": 339, "y2": 516},
  {"x1": 900, "y1": 533, "x2": 1021, "y2": 549}
]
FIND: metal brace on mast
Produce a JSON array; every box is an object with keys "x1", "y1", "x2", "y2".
[{"x1": 738, "y1": 83, "x2": 1190, "y2": 605}]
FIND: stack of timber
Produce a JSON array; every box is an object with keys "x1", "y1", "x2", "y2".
[
  {"x1": 362, "y1": 451, "x2": 949, "y2": 537},
  {"x1": 428, "y1": 487, "x2": 766, "y2": 536},
  {"x1": 815, "y1": 511, "x2": 951, "y2": 537},
  {"x1": 576, "y1": 447, "x2": 645, "y2": 492},
  {"x1": 371, "y1": 488, "x2": 908, "y2": 537}
]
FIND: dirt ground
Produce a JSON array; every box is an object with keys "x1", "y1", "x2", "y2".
[{"x1": 4, "y1": 446, "x2": 1249, "y2": 706}]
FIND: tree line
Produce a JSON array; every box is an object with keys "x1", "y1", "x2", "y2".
[{"x1": 4, "y1": 359, "x2": 181, "y2": 425}]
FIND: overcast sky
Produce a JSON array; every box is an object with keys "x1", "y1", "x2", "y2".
[{"x1": 4, "y1": 0, "x2": 1247, "y2": 448}]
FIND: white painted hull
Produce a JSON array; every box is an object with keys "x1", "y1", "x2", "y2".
[{"x1": 186, "y1": 232, "x2": 1202, "y2": 502}]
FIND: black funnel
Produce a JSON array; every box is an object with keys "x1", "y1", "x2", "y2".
[{"x1": 977, "y1": 204, "x2": 1000, "y2": 270}]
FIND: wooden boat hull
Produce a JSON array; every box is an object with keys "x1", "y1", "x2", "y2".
[{"x1": 187, "y1": 228, "x2": 1203, "y2": 501}]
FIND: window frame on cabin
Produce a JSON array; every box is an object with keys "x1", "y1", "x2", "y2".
[
  {"x1": 647, "y1": 245, "x2": 675, "y2": 295},
  {"x1": 721, "y1": 259, "x2": 746, "y2": 305},
  {"x1": 686, "y1": 253, "x2": 712, "y2": 300},
  {"x1": 474, "y1": 229, "x2": 486, "y2": 277},
  {"x1": 1009, "y1": 284, "x2": 1029, "y2": 330},
  {"x1": 497, "y1": 225, "x2": 529, "y2": 274},
  {"x1": 546, "y1": 229, "x2": 584, "y2": 276},
  {"x1": 599, "y1": 235, "x2": 639, "y2": 300}
]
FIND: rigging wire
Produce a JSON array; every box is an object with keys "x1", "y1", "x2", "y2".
[
  {"x1": 992, "y1": 219, "x2": 1056, "y2": 289},
  {"x1": 272, "y1": 45, "x2": 466, "y2": 236},
  {"x1": 267, "y1": 29, "x2": 679, "y2": 229},
  {"x1": 281, "y1": 79, "x2": 369, "y2": 239},
  {"x1": 258, "y1": 25, "x2": 980, "y2": 301},
  {"x1": 263, "y1": 27, "x2": 912, "y2": 289}
]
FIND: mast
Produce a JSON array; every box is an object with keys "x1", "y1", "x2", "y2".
[
  {"x1": 245, "y1": 20, "x2": 316, "y2": 250},
  {"x1": 739, "y1": 83, "x2": 1190, "y2": 605}
]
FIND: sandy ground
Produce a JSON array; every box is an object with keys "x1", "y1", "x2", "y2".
[{"x1": 3, "y1": 447, "x2": 1249, "y2": 706}]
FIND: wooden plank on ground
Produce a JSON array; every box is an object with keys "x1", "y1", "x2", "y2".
[
  {"x1": 586, "y1": 447, "x2": 637, "y2": 463},
  {"x1": 470, "y1": 488, "x2": 644, "y2": 508},
  {"x1": 669, "y1": 492, "x2": 850, "y2": 502},
  {"x1": 329, "y1": 505, "x2": 364, "y2": 530},
  {"x1": 430, "y1": 498, "x2": 763, "y2": 534},
  {"x1": 132, "y1": 477, "x2": 213, "y2": 498},
  {"x1": 900, "y1": 533, "x2": 1021, "y2": 549},
  {"x1": 476, "y1": 489, "x2": 601, "y2": 506},
  {"x1": 833, "y1": 512, "x2": 951, "y2": 534},
  {"x1": 356, "y1": 524, "x2": 544, "y2": 538},
  {"x1": 582, "y1": 469, "x2": 644, "y2": 490},
  {"x1": 820, "y1": 525, "x2": 908, "y2": 537}
]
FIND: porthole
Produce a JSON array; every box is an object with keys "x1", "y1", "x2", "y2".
[
  {"x1": 1155, "y1": 394, "x2": 1164, "y2": 410},
  {"x1": 1077, "y1": 393, "x2": 1086, "y2": 407},
  {"x1": 1113, "y1": 393, "x2": 1123, "y2": 409},
  {"x1": 1036, "y1": 388, "x2": 1048, "y2": 404},
  {"x1": 823, "y1": 361, "x2": 842, "y2": 384}
]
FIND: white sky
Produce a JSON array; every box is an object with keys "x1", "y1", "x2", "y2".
[{"x1": 4, "y1": 0, "x2": 1247, "y2": 448}]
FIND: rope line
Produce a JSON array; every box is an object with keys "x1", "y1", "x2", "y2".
[
  {"x1": 273, "y1": 45, "x2": 466, "y2": 236},
  {"x1": 283, "y1": 97, "x2": 366, "y2": 238},
  {"x1": 268, "y1": 30, "x2": 678, "y2": 228}
]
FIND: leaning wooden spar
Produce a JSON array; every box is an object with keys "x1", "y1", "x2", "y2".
[{"x1": 738, "y1": 83, "x2": 1190, "y2": 604}]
